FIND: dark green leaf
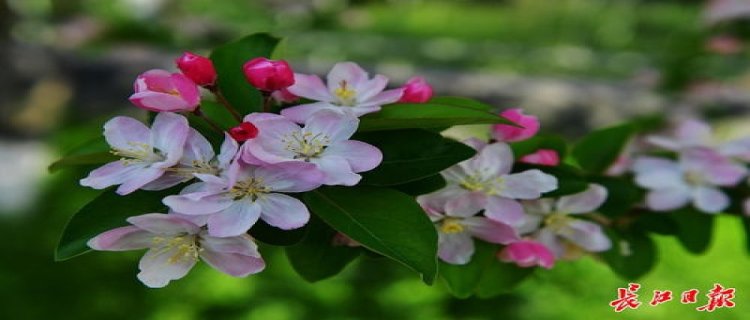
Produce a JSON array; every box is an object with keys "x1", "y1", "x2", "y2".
[
  {"x1": 743, "y1": 217, "x2": 750, "y2": 255},
  {"x1": 672, "y1": 208, "x2": 714, "y2": 254},
  {"x1": 48, "y1": 152, "x2": 118, "y2": 173},
  {"x1": 56, "y1": 188, "x2": 176, "y2": 261},
  {"x1": 285, "y1": 217, "x2": 361, "y2": 282},
  {"x1": 475, "y1": 259, "x2": 535, "y2": 298},
  {"x1": 510, "y1": 135, "x2": 568, "y2": 160},
  {"x1": 210, "y1": 33, "x2": 280, "y2": 115},
  {"x1": 589, "y1": 176, "x2": 645, "y2": 218},
  {"x1": 633, "y1": 213, "x2": 679, "y2": 235},
  {"x1": 356, "y1": 129, "x2": 475, "y2": 186},
  {"x1": 358, "y1": 103, "x2": 514, "y2": 132},
  {"x1": 392, "y1": 174, "x2": 447, "y2": 196},
  {"x1": 439, "y1": 241, "x2": 497, "y2": 299},
  {"x1": 200, "y1": 100, "x2": 239, "y2": 129},
  {"x1": 572, "y1": 123, "x2": 634, "y2": 174},
  {"x1": 303, "y1": 186, "x2": 439, "y2": 284},
  {"x1": 250, "y1": 219, "x2": 308, "y2": 246},
  {"x1": 514, "y1": 163, "x2": 589, "y2": 197},
  {"x1": 428, "y1": 96, "x2": 496, "y2": 112},
  {"x1": 602, "y1": 230, "x2": 657, "y2": 280}
]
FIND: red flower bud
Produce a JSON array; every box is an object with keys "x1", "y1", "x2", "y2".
[
  {"x1": 398, "y1": 76, "x2": 433, "y2": 103},
  {"x1": 229, "y1": 122, "x2": 259, "y2": 142},
  {"x1": 175, "y1": 52, "x2": 217, "y2": 87},
  {"x1": 242, "y1": 57, "x2": 295, "y2": 91}
]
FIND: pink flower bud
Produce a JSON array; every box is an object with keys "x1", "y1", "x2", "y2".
[
  {"x1": 229, "y1": 122, "x2": 259, "y2": 142},
  {"x1": 398, "y1": 76, "x2": 433, "y2": 103},
  {"x1": 175, "y1": 52, "x2": 217, "y2": 87},
  {"x1": 242, "y1": 57, "x2": 295, "y2": 92},
  {"x1": 492, "y1": 108, "x2": 540, "y2": 142},
  {"x1": 271, "y1": 88, "x2": 299, "y2": 104},
  {"x1": 129, "y1": 69, "x2": 201, "y2": 112},
  {"x1": 498, "y1": 240, "x2": 555, "y2": 269},
  {"x1": 520, "y1": 149, "x2": 560, "y2": 166}
]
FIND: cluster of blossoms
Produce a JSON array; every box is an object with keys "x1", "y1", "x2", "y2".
[
  {"x1": 418, "y1": 110, "x2": 612, "y2": 269},
  {"x1": 81, "y1": 52, "x2": 435, "y2": 287},
  {"x1": 623, "y1": 119, "x2": 750, "y2": 214}
]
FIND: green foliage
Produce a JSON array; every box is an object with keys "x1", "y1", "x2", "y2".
[
  {"x1": 672, "y1": 208, "x2": 715, "y2": 254},
  {"x1": 285, "y1": 218, "x2": 361, "y2": 282},
  {"x1": 510, "y1": 135, "x2": 568, "y2": 160},
  {"x1": 48, "y1": 151, "x2": 117, "y2": 173},
  {"x1": 210, "y1": 33, "x2": 279, "y2": 115},
  {"x1": 391, "y1": 174, "x2": 447, "y2": 196},
  {"x1": 250, "y1": 219, "x2": 308, "y2": 247},
  {"x1": 356, "y1": 129, "x2": 475, "y2": 186},
  {"x1": 514, "y1": 163, "x2": 589, "y2": 197},
  {"x1": 572, "y1": 123, "x2": 634, "y2": 174},
  {"x1": 589, "y1": 176, "x2": 644, "y2": 218},
  {"x1": 602, "y1": 230, "x2": 657, "y2": 280},
  {"x1": 303, "y1": 187, "x2": 439, "y2": 284},
  {"x1": 55, "y1": 188, "x2": 176, "y2": 261},
  {"x1": 358, "y1": 101, "x2": 513, "y2": 132}
]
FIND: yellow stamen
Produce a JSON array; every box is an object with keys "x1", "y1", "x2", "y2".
[
  {"x1": 230, "y1": 177, "x2": 271, "y2": 201},
  {"x1": 440, "y1": 218, "x2": 465, "y2": 234},
  {"x1": 334, "y1": 80, "x2": 357, "y2": 106}
]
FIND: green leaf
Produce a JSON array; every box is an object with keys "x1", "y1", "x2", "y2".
[
  {"x1": 439, "y1": 241, "x2": 497, "y2": 299},
  {"x1": 210, "y1": 33, "x2": 280, "y2": 114},
  {"x1": 589, "y1": 176, "x2": 645, "y2": 218},
  {"x1": 475, "y1": 259, "x2": 535, "y2": 298},
  {"x1": 602, "y1": 230, "x2": 657, "y2": 280},
  {"x1": 743, "y1": 217, "x2": 750, "y2": 255},
  {"x1": 200, "y1": 100, "x2": 239, "y2": 129},
  {"x1": 572, "y1": 123, "x2": 634, "y2": 174},
  {"x1": 358, "y1": 103, "x2": 513, "y2": 132},
  {"x1": 514, "y1": 163, "x2": 589, "y2": 197},
  {"x1": 633, "y1": 213, "x2": 679, "y2": 235},
  {"x1": 48, "y1": 151, "x2": 118, "y2": 173},
  {"x1": 392, "y1": 174, "x2": 447, "y2": 196},
  {"x1": 428, "y1": 96, "x2": 496, "y2": 112},
  {"x1": 356, "y1": 129, "x2": 475, "y2": 186},
  {"x1": 250, "y1": 220, "x2": 308, "y2": 246},
  {"x1": 285, "y1": 217, "x2": 361, "y2": 282},
  {"x1": 672, "y1": 208, "x2": 714, "y2": 254},
  {"x1": 56, "y1": 188, "x2": 176, "y2": 261},
  {"x1": 510, "y1": 135, "x2": 568, "y2": 160},
  {"x1": 303, "y1": 186, "x2": 439, "y2": 284}
]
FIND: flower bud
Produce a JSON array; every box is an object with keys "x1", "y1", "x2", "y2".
[
  {"x1": 520, "y1": 149, "x2": 560, "y2": 166},
  {"x1": 175, "y1": 52, "x2": 217, "y2": 87},
  {"x1": 398, "y1": 76, "x2": 433, "y2": 103},
  {"x1": 129, "y1": 69, "x2": 200, "y2": 112},
  {"x1": 491, "y1": 108, "x2": 540, "y2": 142},
  {"x1": 229, "y1": 122, "x2": 259, "y2": 142},
  {"x1": 271, "y1": 88, "x2": 299, "y2": 104},
  {"x1": 242, "y1": 57, "x2": 295, "y2": 91},
  {"x1": 498, "y1": 240, "x2": 555, "y2": 269}
]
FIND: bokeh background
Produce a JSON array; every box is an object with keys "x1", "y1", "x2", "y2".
[{"x1": 2, "y1": 0, "x2": 750, "y2": 319}]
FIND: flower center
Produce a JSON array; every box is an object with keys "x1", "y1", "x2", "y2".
[
  {"x1": 152, "y1": 235, "x2": 202, "y2": 264},
  {"x1": 282, "y1": 130, "x2": 330, "y2": 160},
  {"x1": 440, "y1": 218, "x2": 465, "y2": 234},
  {"x1": 230, "y1": 177, "x2": 271, "y2": 201},
  {"x1": 459, "y1": 174, "x2": 504, "y2": 195},
  {"x1": 334, "y1": 80, "x2": 357, "y2": 106},
  {"x1": 166, "y1": 160, "x2": 219, "y2": 178},
  {"x1": 544, "y1": 212, "x2": 574, "y2": 234},
  {"x1": 111, "y1": 142, "x2": 164, "y2": 164},
  {"x1": 684, "y1": 170, "x2": 704, "y2": 186}
]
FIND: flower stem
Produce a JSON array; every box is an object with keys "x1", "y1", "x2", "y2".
[
  {"x1": 194, "y1": 108, "x2": 224, "y2": 133},
  {"x1": 262, "y1": 92, "x2": 273, "y2": 113},
  {"x1": 209, "y1": 86, "x2": 243, "y2": 122}
]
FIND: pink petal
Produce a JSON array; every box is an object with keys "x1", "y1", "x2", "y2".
[
  {"x1": 207, "y1": 200, "x2": 262, "y2": 237},
  {"x1": 181, "y1": 128, "x2": 214, "y2": 164},
  {"x1": 326, "y1": 62, "x2": 368, "y2": 90},
  {"x1": 675, "y1": 119, "x2": 712, "y2": 143},
  {"x1": 80, "y1": 161, "x2": 140, "y2": 191},
  {"x1": 491, "y1": 108, "x2": 540, "y2": 142},
  {"x1": 463, "y1": 217, "x2": 518, "y2": 244},
  {"x1": 498, "y1": 240, "x2": 555, "y2": 269},
  {"x1": 556, "y1": 184, "x2": 608, "y2": 214},
  {"x1": 484, "y1": 196, "x2": 526, "y2": 227},
  {"x1": 416, "y1": 185, "x2": 469, "y2": 214},
  {"x1": 150, "y1": 112, "x2": 189, "y2": 166},
  {"x1": 217, "y1": 133, "x2": 239, "y2": 169},
  {"x1": 646, "y1": 188, "x2": 691, "y2": 211},
  {"x1": 287, "y1": 73, "x2": 333, "y2": 102},
  {"x1": 519, "y1": 149, "x2": 560, "y2": 166},
  {"x1": 129, "y1": 91, "x2": 193, "y2": 112},
  {"x1": 324, "y1": 140, "x2": 382, "y2": 173},
  {"x1": 103, "y1": 116, "x2": 150, "y2": 151},
  {"x1": 88, "y1": 226, "x2": 153, "y2": 251},
  {"x1": 362, "y1": 88, "x2": 404, "y2": 107},
  {"x1": 171, "y1": 73, "x2": 201, "y2": 107},
  {"x1": 304, "y1": 110, "x2": 359, "y2": 142},
  {"x1": 312, "y1": 156, "x2": 361, "y2": 186},
  {"x1": 163, "y1": 191, "x2": 234, "y2": 216},
  {"x1": 559, "y1": 220, "x2": 612, "y2": 252},
  {"x1": 437, "y1": 232, "x2": 474, "y2": 265},
  {"x1": 462, "y1": 138, "x2": 487, "y2": 151},
  {"x1": 500, "y1": 169, "x2": 558, "y2": 199},
  {"x1": 137, "y1": 247, "x2": 197, "y2": 288},
  {"x1": 116, "y1": 166, "x2": 165, "y2": 195},
  {"x1": 256, "y1": 162, "x2": 324, "y2": 193},
  {"x1": 200, "y1": 234, "x2": 265, "y2": 277},
  {"x1": 356, "y1": 74, "x2": 389, "y2": 102},
  {"x1": 257, "y1": 193, "x2": 310, "y2": 230},
  {"x1": 692, "y1": 186, "x2": 729, "y2": 214},
  {"x1": 126, "y1": 213, "x2": 201, "y2": 235},
  {"x1": 280, "y1": 102, "x2": 339, "y2": 124},
  {"x1": 444, "y1": 191, "x2": 487, "y2": 218},
  {"x1": 470, "y1": 142, "x2": 514, "y2": 176}
]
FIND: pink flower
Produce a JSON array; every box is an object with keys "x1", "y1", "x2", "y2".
[
  {"x1": 281, "y1": 62, "x2": 404, "y2": 122},
  {"x1": 398, "y1": 76, "x2": 433, "y2": 103},
  {"x1": 491, "y1": 108, "x2": 540, "y2": 142},
  {"x1": 129, "y1": 69, "x2": 201, "y2": 112},
  {"x1": 88, "y1": 213, "x2": 265, "y2": 288},
  {"x1": 704, "y1": 0, "x2": 750, "y2": 25},
  {"x1": 418, "y1": 194, "x2": 518, "y2": 265},
  {"x1": 242, "y1": 57, "x2": 295, "y2": 92},
  {"x1": 163, "y1": 160, "x2": 323, "y2": 237},
  {"x1": 632, "y1": 148, "x2": 747, "y2": 213},
  {"x1": 175, "y1": 52, "x2": 217, "y2": 87},
  {"x1": 498, "y1": 240, "x2": 555, "y2": 269},
  {"x1": 418, "y1": 140, "x2": 558, "y2": 229},
  {"x1": 80, "y1": 112, "x2": 189, "y2": 195},
  {"x1": 646, "y1": 119, "x2": 713, "y2": 151},
  {"x1": 240, "y1": 111, "x2": 383, "y2": 186},
  {"x1": 271, "y1": 88, "x2": 299, "y2": 104},
  {"x1": 706, "y1": 35, "x2": 743, "y2": 55},
  {"x1": 229, "y1": 122, "x2": 259, "y2": 142},
  {"x1": 519, "y1": 149, "x2": 560, "y2": 166},
  {"x1": 519, "y1": 184, "x2": 612, "y2": 259}
]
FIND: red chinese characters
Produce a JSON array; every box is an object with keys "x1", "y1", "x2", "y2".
[
  {"x1": 696, "y1": 284, "x2": 736, "y2": 312},
  {"x1": 611, "y1": 284, "x2": 737, "y2": 312},
  {"x1": 610, "y1": 283, "x2": 642, "y2": 312}
]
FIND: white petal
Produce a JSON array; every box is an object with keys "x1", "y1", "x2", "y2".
[
  {"x1": 692, "y1": 186, "x2": 729, "y2": 214},
  {"x1": 646, "y1": 188, "x2": 691, "y2": 211},
  {"x1": 137, "y1": 247, "x2": 197, "y2": 288},
  {"x1": 206, "y1": 200, "x2": 262, "y2": 237},
  {"x1": 258, "y1": 193, "x2": 310, "y2": 230},
  {"x1": 556, "y1": 184, "x2": 608, "y2": 214}
]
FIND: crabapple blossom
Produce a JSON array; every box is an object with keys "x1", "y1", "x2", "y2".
[
  {"x1": 163, "y1": 161, "x2": 323, "y2": 237},
  {"x1": 420, "y1": 139, "x2": 557, "y2": 228},
  {"x1": 498, "y1": 240, "x2": 555, "y2": 269},
  {"x1": 129, "y1": 69, "x2": 201, "y2": 112},
  {"x1": 242, "y1": 57, "x2": 295, "y2": 92},
  {"x1": 271, "y1": 88, "x2": 299, "y2": 104},
  {"x1": 175, "y1": 52, "x2": 217, "y2": 87},
  {"x1": 88, "y1": 213, "x2": 265, "y2": 288},
  {"x1": 398, "y1": 76, "x2": 433, "y2": 103},
  {"x1": 240, "y1": 110, "x2": 382, "y2": 186},
  {"x1": 519, "y1": 184, "x2": 612, "y2": 259},
  {"x1": 632, "y1": 148, "x2": 747, "y2": 213},
  {"x1": 491, "y1": 108, "x2": 540, "y2": 142},
  {"x1": 417, "y1": 193, "x2": 518, "y2": 265},
  {"x1": 281, "y1": 62, "x2": 404, "y2": 122},
  {"x1": 519, "y1": 149, "x2": 560, "y2": 166},
  {"x1": 229, "y1": 122, "x2": 260, "y2": 142},
  {"x1": 80, "y1": 112, "x2": 189, "y2": 195}
]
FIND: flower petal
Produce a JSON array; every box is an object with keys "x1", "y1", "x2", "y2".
[
  {"x1": 646, "y1": 188, "x2": 691, "y2": 211},
  {"x1": 126, "y1": 213, "x2": 201, "y2": 235},
  {"x1": 484, "y1": 196, "x2": 526, "y2": 227},
  {"x1": 324, "y1": 140, "x2": 383, "y2": 173},
  {"x1": 444, "y1": 191, "x2": 487, "y2": 217},
  {"x1": 207, "y1": 200, "x2": 262, "y2": 237},
  {"x1": 287, "y1": 73, "x2": 333, "y2": 102},
  {"x1": 103, "y1": 116, "x2": 150, "y2": 151},
  {"x1": 80, "y1": 161, "x2": 140, "y2": 190},
  {"x1": 559, "y1": 220, "x2": 612, "y2": 252},
  {"x1": 181, "y1": 128, "x2": 215, "y2": 164},
  {"x1": 556, "y1": 184, "x2": 608, "y2": 214},
  {"x1": 304, "y1": 110, "x2": 359, "y2": 142},
  {"x1": 87, "y1": 226, "x2": 153, "y2": 251},
  {"x1": 438, "y1": 232, "x2": 475, "y2": 265},
  {"x1": 163, "y1": 190, "x2": 234, "y2": 216},
  {"x1": 327, "y1": 62, "x2": 368, "y2": 90},
  {"x1": 258, "y1": 193, "x2": 310, "y2": 230},
  {"x1": 361, "y1": 88, "x2": 404, "y2": 107},
  {"x1": 199, "y1": 234, "x2": 266, "y2": 277},
  {"x1": 312, "y1": 156, "x2": 361, "y2": 186},
  {"x1": 137, "y1": 247, "x2": 197, "y2": 288},
  {"x1": 499, "y1": 170, "x2": 558, "y2": 199},
  {"x1": 280, "y1": 102, "x2": 340, "y2": 124},
  {"x1": 150, "y1": 112, "x2": 189, "y2": 166},
  {"x1": 356, "y1": 74, "x2": 389, "y2": 101},
  {"x1": 463, "y1": 217, "x2": 518, "y2": 244},
  {"x1": 692, "y1": 186, "x2": 729, "y2": 214},
  {"x1": 116, "y1": 166, "x2": 165, "y2": 195}
]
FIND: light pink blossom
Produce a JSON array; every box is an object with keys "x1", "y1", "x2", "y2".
[
  {"x1": 491, "y1": 108, "x2": 540, "y2": 142},
  {"x1": 129, "y1": 69, "x2": 200, "y2": 112},
  {"x1": 88, "y1": 213, "x2": 265, "y2": 288},
  {"x1": 240, "y1": 111, "x2": 382, "y2": 186},
  {"x1": 498, "y1": 240, "x2": 555, "y2": 269},
  {"x1": 519, "y1": 149, "x2": 560, "y2": 166},
  {"x1": 281, "y1": 62, "x2": 404, "y2": 122},
  {"x1": 80, "y1": 112, "x2": 189, "y2": 195},
  {"x1": 398, "y1": 76, "x2": 433, "y2": 103}
]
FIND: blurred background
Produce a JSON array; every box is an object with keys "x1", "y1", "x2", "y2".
[{"x1": 2, "y1": 0, "x2": 750, "y2": 319}]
